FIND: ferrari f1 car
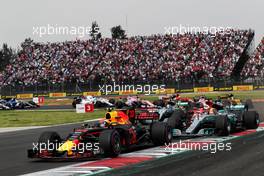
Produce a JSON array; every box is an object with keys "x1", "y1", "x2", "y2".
[{"x1": 28, "y1": 108, "x2": 172, "y2": 159}]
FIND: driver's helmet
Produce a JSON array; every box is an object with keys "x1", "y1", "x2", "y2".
[{"x1": 104, "y1": 110, "x2": 131, "y2": 126}]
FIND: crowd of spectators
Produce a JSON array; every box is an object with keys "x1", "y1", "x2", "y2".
[
  {"x1": 0, "y1": 29, "x2": 254, "y2": 86},
  {"x1": 241, "y1": 37, "x2": 264, "y2": 78}
]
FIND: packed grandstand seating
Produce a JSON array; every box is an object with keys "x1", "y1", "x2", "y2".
[
  {"x1": 242, "y1": 37, "x2": 264, "y2": 78},
  {"x1": 0, "y1": 29, "x2": 256, "y2": 86}
]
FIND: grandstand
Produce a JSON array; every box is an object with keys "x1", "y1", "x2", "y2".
[
  {"x1": 0, "y1": 29, "x2": 263, "y2": 94},
  {"x1": 242, "y1": 37, "x2": 264, "y2": 78}
]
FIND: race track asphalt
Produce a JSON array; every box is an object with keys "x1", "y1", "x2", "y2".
[
  {"x1": 97, "y1": 130, "x2": 264, "y2": 176},
  {"x1": 36, "y1": 105, "x2": 73, "y2": 110},
  {"x1": 97, "y1": 102, "x2": 264, "y2": 176},
  {"x1": 0, "y1": 102, "x2": 263, "y2": 176},
  {"x1": 0, "y1": 123, "x2": 85, "y2": 176}
]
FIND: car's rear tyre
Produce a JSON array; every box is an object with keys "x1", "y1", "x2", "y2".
[
  {"x1": 151, "y1": 122, "x2": 172, "y2": 146},
  {"x1": 215, "y1": 115, "x2": 230, "y2": 136},
  {"x1": 244, "y1": 111, "x2": 259, "y2": 129},
  {"x1": 72, "y1": 98, "x2": 81, "y2": 108},
  {"x1": 167, "y1": 110, "x2": 183, "y2": 129},
  {"x1": 19, "y1": 103, "x2": 25, "y2": 109},
  {"x1": 72, "y1": 101, "x2": 77, "y2": 108},
  {"x1": 38, "y1": 131, "x2": 62, "y2": 151},
  {"x1": 94, "y1": 101, "x2": 104, "y2": 108},
  {"x1": 99, "y1": 130, "x2": 121, "y2": 157}
]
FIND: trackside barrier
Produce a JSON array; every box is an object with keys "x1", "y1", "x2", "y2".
[
  {"x1": 233, "y1": 85, "x2": 253, "y2": 91},
  {"x1": 156, "y1": 88, "x2": 175, "y2": 94},
  {"x1": 76, "y1": 104, "x2": 94, "y2": 113},
  {"x1": 0, "y1": 84, "x2": 259, "y2": 98},
  {"x1": 119, "y1": 91, "x2": 138, "y2": 95},
  {"x1": 49, "y1": 92, "x2": 66, "y2": 98},
  {"x1": 67, "y1": 92, "x2": 83, "y2": 97},
  {"x1": 136, "y1": 91, "x2": 156, "y2": 95},
  {"x1": 101, "y1": 92, "x2": 120, "y2": 95},
  {"x1": 33, "y1": 93, "x2": 49, "y2": 97},
  {"x1": 32, "y1": 97, "x2": 45, "y2": 105},
  {"x1": 254, "y1": 85, "x2": 264, "y2": 90},
  {"x1": 83, "y1": 91, "x2": 101, "y2": 96},
  {"x1": 193, "y1": 87, "x2": 214, "y2": 93},
  {"x1": 214, "y1": 87, "x2": 233, "y2": 91},
  {"x1": 176, "y1": 89, "x2": 194, "y2": 93},
  {"x1": 0, "y1": 95, "x2": 16, "y2": 99},
  {"x1": 16, "y1": 94, "x2": 34, "y2": 99}
]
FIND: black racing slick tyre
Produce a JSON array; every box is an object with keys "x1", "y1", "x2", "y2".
[
  {"x1": 38, "y1": 131, "x2": 62, "y2": 151},
  {"x1": 72, "y1": 101, "x2": 77, "y2": 108},
  {"x1": 244, "y1": 111, "x2": 259, "y2": 129},
  {"x1": 94, "y1": 101, "x2": 104, "y2": 108},
  {"x1": 151, "y1": 122, "x2": 172, "y2": 146},
  {"x1": 99, "y1": 130, "x2": 121, "y2": 157},
  {"x1": 167, "y1": 110, "x2": 183, "y2": 129},
  {"x1": 215, "y1": 115, "x2": 231, "y2": 136}
]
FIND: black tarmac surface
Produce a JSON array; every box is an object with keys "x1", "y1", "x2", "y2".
[
  {"x1": 0, "y1": 102, "x2": 263, "y2": 176},
  {"x1": 97, "y1": 102, "x2": 264, "y2": 176}
]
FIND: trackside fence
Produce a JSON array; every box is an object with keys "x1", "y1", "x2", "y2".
[{"x1": 0, "y1": 77, "x2": 264, "y2": 99}]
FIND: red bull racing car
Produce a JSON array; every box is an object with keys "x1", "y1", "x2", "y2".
[{"x1": 28, "y1": 108, "x2": 172, "y2": 159}]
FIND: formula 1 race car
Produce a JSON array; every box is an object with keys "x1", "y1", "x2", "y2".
[
  {"x1": 213, "y1": 94, "x2": 250, "y2": 109},
  {"x1": 168, "y1": 100, "x2": 259, "y2": 137},
  {"x1": 0, "y1": 98, "x2": 40, "y2": 109},
  {"x1": 115, "y1": 96, "x2": 155, "y2": 109},
  {"x1": 0, "y1": 99, "x2": 12, "y2": 110},
  {"x1": 72, "y1": 96, "x2": 115, "y2": 108},
  {"x1": 28, "y1": 108, "x2": 171, "y2": 159}
]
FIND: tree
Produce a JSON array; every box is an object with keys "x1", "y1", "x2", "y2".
[
  {"x1": 21, "y1": 38, "x2": 33, "y2": 49},
  {"x1": 0, "y1": 43, "x2": 16, "y2": 71},
  {"x1": 111, "y1": 25, "x2": 127, "y2": 39},
  {"x1": 90, "y1": 21, "x2": 102, "y2": 40}
]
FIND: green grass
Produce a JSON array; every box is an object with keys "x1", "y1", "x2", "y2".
[
  {"x1": 2, "y1": 90, "x2": 264, "y2": 128},
  {"x1": 0, "y1": 110, "x2": 105, "y2": 127},
  {"x1": 43, "y1": 98, "x2": 72, "y2": 106}
]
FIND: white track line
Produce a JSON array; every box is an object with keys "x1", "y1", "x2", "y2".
[{"x1": 0, "y1": 118, "x2": 100, "y2": 134}]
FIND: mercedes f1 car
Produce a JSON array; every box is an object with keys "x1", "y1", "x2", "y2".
[
  {"x1": 28, "y1": 108, "x2": 172, "y2": 159},
  {"x1": 168, "y1": 98, "x2": 259, "y2": 137}
]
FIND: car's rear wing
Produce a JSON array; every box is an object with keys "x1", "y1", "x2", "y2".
[
  {"x1": 229, "y1": 104, "x2": 246, "y2": 110},
  {"x1": 136, "y1": 112, "x2": 159, "y2": 120}
]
